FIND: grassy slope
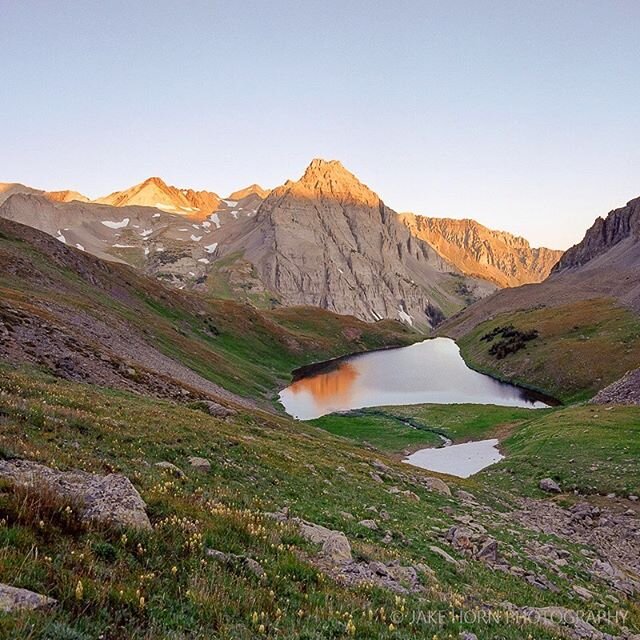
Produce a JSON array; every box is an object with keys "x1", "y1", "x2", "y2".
[
  {"x1": 2, "y1": 369, "x2": 638, "y2": 639},
  {"x1": 448, "y1": 299, "x2": 640, "y2": 403},
  {"x1": 0, "y1": 223, "x2": 416, "y2": 401},
  {"x1": 481, "y1": 404, "x2": 640, "y2": 497},
  {"x1": 312, "y1": 403, "x2": 640, "y2": 498}
]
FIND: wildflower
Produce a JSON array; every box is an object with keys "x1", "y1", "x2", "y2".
[
  {"x1": 139, "y1": 596, "x2": 145, "y2": 609},
  {"x1": 252, "y1": 612, "x2": 259, "y2": 624},
  {"x1": 389, "y1": 623, "x2": 395, "y2": 631},
  {"x1": 258, "y1": 624, "x2": 265, "y2": 634},
  {"x1": 346, "y1": 618, "x2": 356, "y2": 635},
  {"x1": 75, "y1": 580, "x2": 83, "y2": 601},
  {"x1": 171, "y1": 566, "x2": 178, "y2": 575}
]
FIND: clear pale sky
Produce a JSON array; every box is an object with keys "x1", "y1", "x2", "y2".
[{"x1": 2, "y1": 1, "x2": 639, "y2": 249}]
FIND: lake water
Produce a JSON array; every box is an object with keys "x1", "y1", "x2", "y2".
[
  {"x1": 403, "y1": 439, "x2": 504, "y2": 478},
  {"x1": 279, "y1": 337, "x2": 552, "y2": 420}
]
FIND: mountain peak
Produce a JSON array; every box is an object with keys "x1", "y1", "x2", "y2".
[
  {"x1": 141, "y1": 176, "x2": 169, "y2": 189},
  {"x1": 228, "y1": 184, "x2": 269, "y2": 200},
  {"x1": 291, "y1": 158, "x2": 379, "y2": 205}
]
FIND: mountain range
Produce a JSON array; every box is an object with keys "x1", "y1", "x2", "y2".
[{"x1": 0, "y1": 160, "x2": 563, "y2": 330}]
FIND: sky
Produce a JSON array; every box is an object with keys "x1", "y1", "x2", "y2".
[{"x1": 2, "y1": 1, "x2": 639, "y2": 249}]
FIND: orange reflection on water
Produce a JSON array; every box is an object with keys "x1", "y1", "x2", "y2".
[{"x1": 287, "y1": 362, "x2": 359, "y2": 410}]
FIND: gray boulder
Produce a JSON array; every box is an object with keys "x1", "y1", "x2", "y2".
[
  {"x1": 0, "y1": 459, "x2": 151, "y2": 531},
  {"x1": 322, "y1": 532, "x2": 352, "y2": 564},
  {"x1": 202, "y1": 401, "x2": 237, "y2": 418},
  {"x1": 422, "y1": 477, "x2": 452, "y2": 496},
  {"x1": 155, "y1": 461, "x2": 186, "y2": 479},
  {"x1": 188, "y1": 456, "x2": 211, "y2": 472},
  {"x1": 0, "y1": 584, "x2": 57, "y2": 613},
  {"x1": 539, "y1": 478, "x2": 562, "y2": 493}
]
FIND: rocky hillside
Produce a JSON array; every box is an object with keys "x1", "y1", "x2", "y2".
[
  {"x1": 401, "y1": 214, "x2": 562, "y2": 287},
  {"x1": 224, "y1": 159, "x2": 495, "y2": 329}
]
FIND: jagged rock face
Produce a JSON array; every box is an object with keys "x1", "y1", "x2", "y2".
[
  {"x1": 95, "y1": 176, "x2": 221, "y2": 220},
  {"x1": 400, "y1": 215, "x2": 562, "y2": 287},
  {"x1": 240, "y1": 160, "x2": 494, "y2": 329},
  {"x1": 553, "y1": 197, "x2": 640, "y2": 273}
]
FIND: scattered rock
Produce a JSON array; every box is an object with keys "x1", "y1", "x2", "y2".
[
  {"x1": 0, "y1": 584, "x2": 57, "y2": 613},
  {"x1": 0, "y1": 459, "x2": 151, "y2": 530},
  {"x1": 459, "y1": 632, "x2": 478, "y2": 640},
  {"x1": 400, "y1": 489, "x2": 421, "y2": 502},
  {"x1": 372, "y1": 459, "x2": 392, "y2": 473},
  {"x1": 339, "y1": 511, "x2": 355, "y2": 521},
  {"x1": 572, "y1": 584, "x2": 594, "y2": 601},
  {"x1": 370, "y1": 472, "x2": 384, "y2": 483},
  {"x1": 457, "y1": 490, "x2": 477, "y2": 503},
  {"x1": 429, "y1": 545, "x2": 460, "y2": 566},
  {"x1": 187, "y1": 456, "x2": 211, "y2": 472},
  {"x1": 205, "y1": 548, "x2": 265, "y2": 577},
  {"x1": 358, "y1": 519, "x2": 379, "y2": 530},
  {"x1": 539, "y1": 477, "x2": 561, "y2": 493},
  {"x1": 155, "y1": 461, "x2": 186, "y2": 479}
]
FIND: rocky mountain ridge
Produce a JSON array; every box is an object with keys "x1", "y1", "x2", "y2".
[
  {"x1": 401, "y1": 214, "x2": 562, "y2": 287},
  {"x1": 552, "y1": 197, "x2": 640, "y2": 273}
]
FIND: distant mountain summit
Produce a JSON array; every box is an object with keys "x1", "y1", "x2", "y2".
[
  {"x1": 401, "y1": 214, "x2": 562, "y2": 287},
  {"x1": 228, "y1": 184, "x2": 269, "y2": 200},
  {"x1": 95, "y1": 177, "x2": 221, "y2": 220}
]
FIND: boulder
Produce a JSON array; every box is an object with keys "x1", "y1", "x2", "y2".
[
  {"x1": 155, "y1": 461, "x2": 186, "y2": 479},
  {"x1": 188, "y1": 456, "x2": 211, "y2": 472},
  {"x1": 0, "y1": 459, "x2": 151, "y2": 531},
  {"x1": 202, "y1": 401, "x2": 237, "y2": 418},
  {"x1": 422, "y1": 477, "x2": 451, "y2": 496},
  {"x1": 475, "y1": 538, "x2": 499, "y2": 563},
  {"x1": 322, "y1": 532, "x2": 352, "y2": 564},
  {"x1": 0, "y1": 584, "x2": 57, "y2": 613},
  {"x1": 297, "y1": 520, "x2": 336, "y2": 545},
  {"x1": 539, "y1": 478, "x2": 562, "y2": 493}
]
